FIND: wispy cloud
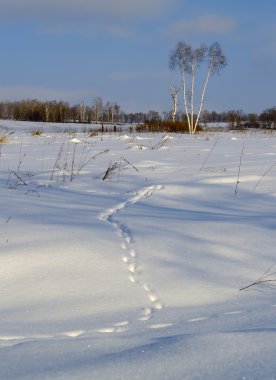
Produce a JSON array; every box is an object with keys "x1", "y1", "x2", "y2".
[{"x1": 167, "y1": 14, "x2": 237, "y2": 37}]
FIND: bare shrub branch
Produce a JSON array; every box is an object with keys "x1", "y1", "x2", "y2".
[
  {"x1": 239, "y1": 265, "x2": 276, "y2": 291},
  {"x1": 12, "y1": 171, "x2": 28, "y2": 185}
]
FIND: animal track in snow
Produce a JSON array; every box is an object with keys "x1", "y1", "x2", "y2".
[
  {"x1": 0, "y1": 335, "x2": 27, "y2": 341},
  {"x1": 95, "y1": 326, "x2": 129, "y2": 334},
  {"x1": 113, "y1": 321, "x2": 130, "y2": 327},
  {"x1": 3, "y1": 184, "x2": 275, "y2": 344},
  {"x1": 60, "y1": 330, "x2": 85, "y2": 338},
  {"x1": 224, "y1": 310, "x2": 244, "y2": 315},
  {"x1": 1, "y1": 302, "x2": 275, "y2": 344},
  {"x1": 98, "y1": 185, "x2": 165, "y2": 325},
  {"x1": 0, "y1": 330, "x2": 85, "y2": 343},
  {"x1": 147, "y1": 323, "x2": 173, "y2": 329},
  {"x1": 187, "y1": 317, "x2": 208, "y2": 323}
]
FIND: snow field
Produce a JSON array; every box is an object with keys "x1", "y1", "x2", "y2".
[{"x1": 0, "y1": 121, "x2": 276, "y2": 379}]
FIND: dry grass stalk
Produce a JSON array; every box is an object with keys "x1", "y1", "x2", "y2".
[
  {"x1": 253, "y1": 161, "x2": 276, "y2": 191},
  {"x1": 102, "y1": 157, "x2": 139, "y2": 181},
  {"x1": 31, "y1": 129, "x2": 43, "y2": 136},
  {"x1": 200, "y1": 139, "x2": 219, "y2": 171},
  {"x1": 234, "y1": 142, "x2": 245, "y2": 196},
  {"x1": 0, "y1": 130, "x2": 14, "y2": 144},
  {"x1": 239, "y1": 265, "x2": 276, "y2": 291}
]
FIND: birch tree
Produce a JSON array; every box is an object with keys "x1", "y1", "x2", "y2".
[
  {"x1": 169, "y1": 41, "x2": 192, "y2": 132},
  {"x1": 170, "y1": 85, "x2": 180, "y2": 122},
  {"x1": 169, "y1": 41, "x2": 226, "y2": 134},
  {"x1": 79, "y1": 101, "x2": 86, "y2": 123},
  {"x1": 92, "y1": 97, "x2": 103, "y2": 123}
]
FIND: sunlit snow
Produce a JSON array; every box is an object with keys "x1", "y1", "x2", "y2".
[{"x1": 0, "y1": 121, "x2": 276, "y2": 379}]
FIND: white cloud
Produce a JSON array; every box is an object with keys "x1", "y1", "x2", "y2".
[{"x1": 167, "y1": 14, "x2": 237, "y2": 37}]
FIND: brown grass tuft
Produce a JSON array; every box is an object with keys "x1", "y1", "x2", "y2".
[{"x1": 136, "y1": 120, "x2": 203, "y2": 133}]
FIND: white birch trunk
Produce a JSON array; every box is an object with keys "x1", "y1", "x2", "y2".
[
  {"x1": 181, "y1": 69, "x2": 191, "y2": 133},
  {"x1": 170, "y1": 85, "x2": 179, "y2": 123},
  {"x1": 190, "y1": 62, "x2": 195, "y2": 133},
  {"x1": 193, "y1": 68, "x2": 211, "y2": 134},
  {"x1": 172, "y1": 95, "x2": 177, "y2": 123}
]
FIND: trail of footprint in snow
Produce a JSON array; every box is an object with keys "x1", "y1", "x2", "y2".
[
  {"x1": 147, "y1": 323, "x2": 173, "y2": 329},
  {"x1": 4, "y1": 183, "x2": 266, "y2": 343},
  {"x1": 98, "y1": 185, "x2": 165, "y2": 325},
  {"x1": 60, "y1": 330, "x2": 85, "y2": 338},
  {"x1": 95, "y1": 327, "x2": 129, "y2": 334},
  {"x1": 187, "y1": 317, "x2": 208, "y2": 323},
  {"x1": 0, "y1": 330, "x2": 84, "y2": 343},
  {"x1": 0, "y1": 335, "x2": 27, "y2": 341}
]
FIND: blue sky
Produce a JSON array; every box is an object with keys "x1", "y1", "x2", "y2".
[{"x1": 0, "y1": 0, "x2": 275, "y2": 114}]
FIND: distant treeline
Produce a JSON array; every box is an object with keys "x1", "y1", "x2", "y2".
[
  {"x1": 0, "y1": 99, "x2": 122, "y2": 124},
  {"x1": 0, "y1": 98, "x2": 275, "y2": 128},
  {"x1": 0, "y1": 98, "x2": 157, "y2": 124},
  {"x1": 201, "y1": 108, "x2": 276, "y2": 128}
]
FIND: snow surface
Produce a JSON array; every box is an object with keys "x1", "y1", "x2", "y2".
[{"x1": 1, "y1": 121, "x2": 276, "y2": 379}]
